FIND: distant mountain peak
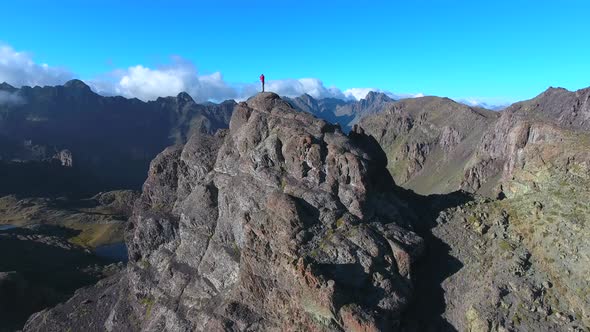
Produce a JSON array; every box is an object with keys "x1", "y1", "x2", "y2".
[
  {"x1": 538, "y1": 86, "x2": 570, "y2": 98},
  {"x1": 363, "y1": 91, "x2": 394, "y2": 103},
  {"x1": 63, "y1": 79, "x2": 91, "y2": 90},
  {"x1": 176, "y1": 92, "x2": 194, "y2": 104},
  {"x1": 0, "y1": 82, "x2": 17, "y2": 92},
  {"x1": 546, "y1": 86, "x2": 569, "y2": 92}
]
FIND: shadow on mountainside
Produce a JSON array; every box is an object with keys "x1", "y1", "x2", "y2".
[
  {"x1": 397, "y1": 188, "x2": 473, "y2": 331},
  {"x1": 351, "y1": 129, "x2": 472, "y2": 330},
  {"x1": 0, "y1": 226, "x2": 118, "y2": 331}
]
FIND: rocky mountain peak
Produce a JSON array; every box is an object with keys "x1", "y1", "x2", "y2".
[
  {"x1": 126, "y1": 93, "x2": 424, "y2": 330},
  {"x1": 24, "y1": 93, "x2": 425, "y2": 331},
  {"x1": 0, "y1": 82, "x2": 17, "y2": 92},
  {"x1": 502, "y1": 85, "x2": 590, "y2": 131},
  {"x1": 542, "y1": 86, "x2": 569, "y2": 95},
  {"x1": 175, "y1": 91, "x2": 194, "y2": 104},
  {"x1": 63, "y1": 79, "x2": 91, "y2": 91},
  {"x1": 300, "y1": 92, "x2": 314, "y2": 101},
  {"x1": 363, "y1": 91, "x2": 393, "y2": 103},
  {"x1": 245, "y1": 91, "x2": 284, "y2": 109}
]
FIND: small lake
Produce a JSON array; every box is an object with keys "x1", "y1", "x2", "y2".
[
  {"x1": 94, "y1": 242, "x2": 128, "y2": 263},
  {"x1": 0, "y1": 224, "x2": 17, "y2": 231}
]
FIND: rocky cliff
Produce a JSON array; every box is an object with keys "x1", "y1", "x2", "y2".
[
  {"x1": 355, "y1": 87, "x2": 590, "y2": 331},
  {"x1": 23, "y1": 93, "x2": 425, "y2": 331}
]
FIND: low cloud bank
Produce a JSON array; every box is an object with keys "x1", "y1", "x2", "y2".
[{"x1": 1, "y1": 43, "x2": 508, "y2": 107}]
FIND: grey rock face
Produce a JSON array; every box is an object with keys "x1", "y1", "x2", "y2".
[{"x1": 25, "y1": 92, "x2": 424, "y2": 331}]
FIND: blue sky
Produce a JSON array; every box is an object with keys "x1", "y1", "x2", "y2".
[{"x1": 1, "y1": 0, "x2": 590, "y2": 104}]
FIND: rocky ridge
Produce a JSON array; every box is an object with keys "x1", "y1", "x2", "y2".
[{"x1": 459, "y1": 87, "x2": 590, "y2": 197}]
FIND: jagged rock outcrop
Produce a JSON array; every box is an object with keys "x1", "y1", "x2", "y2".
[{"x1": 24, "y1": 93, "x2": 424, "y2": 331}]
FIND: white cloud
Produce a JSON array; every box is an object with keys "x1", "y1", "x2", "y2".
[
  {"x1": 0, "y1": 91, "x2": 24, "y2": 106},
  {"x1": 237, "y1": 78, "x2": 351, "y2": 102},
  {"x1": 343, "y1": 87, "x2": 424, "y2": 101},
  {"x1": 400, "y1": 92, "x2": 425, "y2": 99},
  {"x1": 259, "y1": 78, "x2": 345, "y2": 100},
  {"x1": 90, "y1": 57, "x2": 237, "y2": 102},
  {"x1": 455, "y1": 97, "x2": 511, "y2": 110},
  {"x1": 1, "y1": 43, "x2": 487, "y2": 106},
  {"x1": 343, "y1": 88, "x2": 377, "y2": 101},
  {"x1": 91, "y1": 60, "x2": 388, "y2": 103},
  {"x1": 0, "y1": 43, "x2": 73, "y2": 87}
]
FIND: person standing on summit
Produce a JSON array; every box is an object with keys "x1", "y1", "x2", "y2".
[{"x1": 260, "y1": 74, "x2": 265, "y2": 92}]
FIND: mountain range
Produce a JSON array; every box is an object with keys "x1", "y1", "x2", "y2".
[
  {"x1": 360, "y1": 86, "x2": 590, "y2": 196},
  {"x1": 285, "y1": 91, "x2": 395, "y2": 130},
  {"x1": 0, "y1": 80, "x2": 234, "y2": 195},
  {"x1": 1, "y1": 81, "x2": 590, "y2": 331}
]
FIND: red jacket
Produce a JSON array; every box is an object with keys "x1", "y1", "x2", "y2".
[{"x1": 260, "y1": 74, "x2": 265, "y2": 83}]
